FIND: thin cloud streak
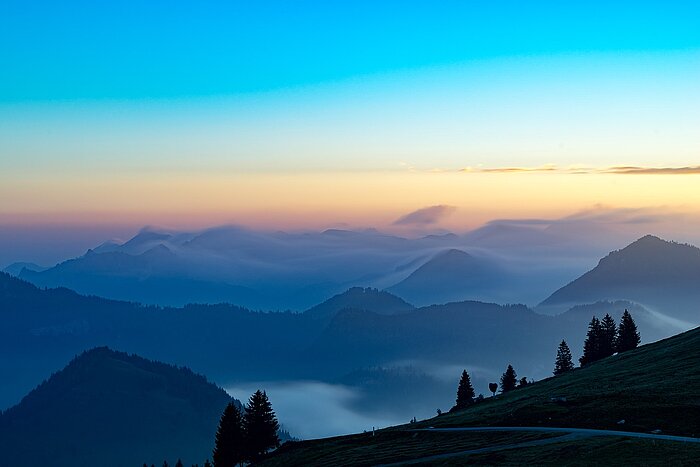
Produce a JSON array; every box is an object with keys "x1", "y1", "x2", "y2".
[
  {"x1": 458, "y1": 165, "x2": 700, "y2": 175},
  {"x1": 604, "y1": 166, "x2": 700, "y2": 175}
]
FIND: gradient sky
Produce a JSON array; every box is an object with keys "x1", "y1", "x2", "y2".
[{"x1": 2, "y1": 1, "x2": 700, "y2": 235}]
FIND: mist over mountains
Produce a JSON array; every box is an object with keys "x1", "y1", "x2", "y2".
[
  {"x1": 3, "y1": 229, "x2": 700, "y2": 442},
  {"x1": 5, "y1": 213, "x2": 658, "y2": 310}
]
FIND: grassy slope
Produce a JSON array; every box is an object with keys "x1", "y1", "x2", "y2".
[{"x1": 260, "y1": 326, "x2": 700, "y2": 466}]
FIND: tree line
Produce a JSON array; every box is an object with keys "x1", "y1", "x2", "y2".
[
  {"x1": 453, "y1": 309, "x2": 640, "y2": 411},
  {"x1": 212, "y1": 390, "x2": 280, "y2": 466},
  {"x1": 147, "y1": 389, "x2": 281, "y2": 467}
]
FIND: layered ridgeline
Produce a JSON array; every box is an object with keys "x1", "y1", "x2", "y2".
[
  {"x1": 260, "y1": 325, "x2": 700, "y2": 466},
  {"x1": 9, "y1": 226, "x2": 471, "y2": 309},
  {"x1": 540, "y1": 235, "x2": 700, "y2": 324},
  {"x1": 0, "y1": 271, "x2": 681, "y2": 420},
  {"x1": 6, "y1": 224, "x2": 605, "y2": 310},
  {"x1": 0, "y1": 348, "x2": 236, "y2": 467}
]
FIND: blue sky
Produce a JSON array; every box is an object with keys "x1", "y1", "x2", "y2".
[
  {"x1": 2, "y1": 1, "x2": 699, "y2": 101},
  {"x1": 1, "y1": 1, "x2": 700, "y2": 244}
]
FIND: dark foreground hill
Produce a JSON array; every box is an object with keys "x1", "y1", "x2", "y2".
[
  {"x1": 260, "y1": 325, "x2": 700, "y2": 466},
  {"x1": 0, "y1": 347, "x2": 235, "y2": 467},
  {"x1": 540, "y1": 235, "x2": 700, "y2": 323}
]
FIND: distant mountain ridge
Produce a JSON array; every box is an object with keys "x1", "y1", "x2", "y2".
[
  {"x1": 305, "y1": 287, "x2": 415, "y2": 319},
  {"x1": 8, "y1": 223, "x2": 615, "y2": 309},
  {"x1": 387, "y1": 249, "x2": 505, "y2": 306},
  {"x1": 540, "y1": 235, "x2": 700, "y2": 323},
  {"x1": 0, "y1": 347, "x2": 235, "y2": 467}
]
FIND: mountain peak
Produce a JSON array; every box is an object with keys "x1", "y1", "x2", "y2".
[
  {"x1": 305, "y1": 287, "x2": 414, "y2": 319},
  {"x1": 540, "y1": 236, "x2": 700, "y2": 322}
]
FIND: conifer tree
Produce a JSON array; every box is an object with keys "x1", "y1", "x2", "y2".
[
  {"x1": 599, "y1": 314, "x2": 617, "y2": 358},
  {"x1": 243, "y1": 390, "x2": 280, "y2": 463},
  {"x1": 204, "y1": 461, "x2": 212, "y2": 467},
  {"x1": 553, "y1": 340, "x2": 574, "y2": 375},
  {"x1": 616, "y1": 309, "x2": 641, "y2": 352},
  {"x1": 579, "y1": 316, "x2": 602, "y2": 367},
  {"x1": 500, "y1": 365, "x2": 517, "y2": 393},
  {"x1": 517, "y1": 377, "x2": 529, "y2": 388},
  {"x1": 455, "y1": 370, "x2": 475, "y2": 409},
  {"x1": 175, "y1": 460, "x2": 183, "y2": 467},
  {"x1": 212, "y1": 402, "x2": 244, "y2": 467}
]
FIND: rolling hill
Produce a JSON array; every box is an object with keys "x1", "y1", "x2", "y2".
[
  {"x1": 0, "y1": 347, "x2": 236, "y2": 467},
  {"x1": 539, "y1": 235, "x2": 700, "y2": 324},
  {"x1": 260, "y1": 324, "x2": 700, "y2": 466},
  {"x1": 304, "y1": 287, "x2": 415, "y2": 319}
]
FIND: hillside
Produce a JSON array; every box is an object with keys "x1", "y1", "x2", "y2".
[
  {"x1": 305, "y1": 287, "x2": 415, "y2": 319},
  {"x1": 0, "y1": 347, "x2": 235, "y2": 467},
  {"x1": 260, "y1": 325, "x2": 700, "y2": 466},
  {"x1": 387, "y1": 249, "x2": 504, "y2": 306},
  {"x1": 540, "y1": 235, "x2": 700, "y2": 323}
]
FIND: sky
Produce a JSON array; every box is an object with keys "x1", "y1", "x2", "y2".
[{"x1": 1, "y1": 1, "x2": 700, "y2": 250}]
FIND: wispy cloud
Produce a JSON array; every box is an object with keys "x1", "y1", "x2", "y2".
[
  {"x1": 458, "y1": 165, "x2": 700, "y2": 175},
  {"x1": 393, "y1": 205, "x2": 456, "y2": 226},
  {"x1": 460, "y1": 165, "x2": 559, "y2": 174},
  {"x1": 603, "y1": 166, "x2": 700, "y2": 175}
]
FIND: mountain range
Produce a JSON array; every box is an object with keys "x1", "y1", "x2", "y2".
[{"x1": 4, "y1": 224, "x2": 611, "y2": 309}]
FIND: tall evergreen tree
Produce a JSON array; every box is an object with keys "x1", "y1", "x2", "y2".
[
  {"x1": 500, "y1": 365, "x2": 517, "y2": 393},
  {"x1": 243, "y1": 390, "x2": 280, "y2": 463},
  {"x1": 455, "y1": 370, "x2": 475, "y2": 409},
  {"x1": 579, "y1": 316, "x2": 602, "y2": 367},
  {"x1": 599, "y1": 314, "x2": 617, "y2": 358},
  {"x1": 212, "y1": 402, "x2": 244, "y2": 467},
  {"x1": 553, "y1": 339, "x2": 574, "y2": 375},
  {"x1": 616, "y1": 309, "x2": 641, "y2": 352},
  {"x1": 175, "y1": 460, "x2": 183, "y2": 467}
]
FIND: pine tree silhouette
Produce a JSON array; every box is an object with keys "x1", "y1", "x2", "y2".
[
  {"x1": 553, "y1": 340, "x2": 574, "y2": 375},
  {"x1": 203, "y1": 460, "x2": 212, "y2": 467},
  {"x1": 175, "y1": 460, "x2": 183, "y2": 467},
  {"x1": 212, "y1": 402, "x2": 244, "y2": 467},
  {"x1": 517, "y1": 377, "x2": 529, "y2": 388},
  {"x1": 579, "y1": 316, "x2": 602, "y2": 366},
  {"x1": 243, "y1": 390, "x2": 280, "y2": 463},
  {"x1": 616, "y1": 309, "x2": 641, "y2": 352},
  {"x1": 599, "y1": 314, "x2": 617, "y2": 358},
  {"x1": 455, "y1": 370, "x2": 475, "y2": 409},
  {"x1": 500, "y1": 365, "x2": 517, "y2": 393}
]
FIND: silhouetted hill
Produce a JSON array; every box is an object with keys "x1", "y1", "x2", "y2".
[
  {"x1": 387, "y1": 249, "x2": 505, "y2": 306},
  {"x1": 0, "y1": 347, "x2": 235, "y2": 467},
  {"x1": 540, "y1": 235, "x2": 700, "y2": 323},
  {"x1": 305, "y1": 287, "x2": 415, "y2": 319}
]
